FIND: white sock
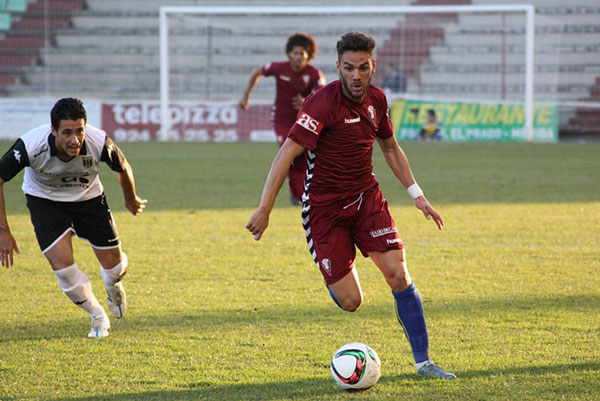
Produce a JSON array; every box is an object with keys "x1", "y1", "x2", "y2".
[
  {"x1": 100, "y1": 252, "x2": 128, "y2": 291},
  {"x1": 55, "y1": 263, "x2": 105, "y2": 318}
]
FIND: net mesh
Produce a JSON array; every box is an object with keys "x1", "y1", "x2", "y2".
[{"x1": 161, "y1": 8, "x2": 539, "y2": 141}]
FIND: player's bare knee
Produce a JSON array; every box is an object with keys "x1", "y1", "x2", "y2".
[
  {"x1": 385, "y1": 268, "x2": 411, "y2": 292},
  {"x1": 339, "y1": 294, "x2": 363, "y2": 312},
  {"x1": 45, "y1": 254, "x2": 75, "y2": 271},
  {"x1": 96, "y1": 248, "x2": 123, "y2": 270}
]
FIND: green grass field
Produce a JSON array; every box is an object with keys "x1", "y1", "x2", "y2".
[{"x1": 0, "y1": 141, "x2": 598, "y2": 401}]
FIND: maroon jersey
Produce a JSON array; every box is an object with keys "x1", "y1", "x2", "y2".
[
  {"x1": 288, "y1": 80, "x2": 394, "y2": 206},
  {"x1": 262, "y1": 61, "x2": 325, "y2": 130}
]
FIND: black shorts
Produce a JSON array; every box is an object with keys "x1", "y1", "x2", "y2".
[{"x1": 26, "y1": 193, "x2": 120, "y2": 253}]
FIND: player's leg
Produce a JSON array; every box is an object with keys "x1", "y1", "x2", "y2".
[
  {"x1": 369, "y1": 249, "x2": 427, "y2": 360},
  {"x1": 26, "y1": 195, "x2": 109, "y2": 337},
  {"x1": 288, "y1": 150, "x2": 308, "y2": 206},
  {"x1": 276, "y1": 123, "x2": 302, "y2": 205},
  {"x1": 73, "y1": 194, "x2": 127, "y2": 319},
  {"x1": 327, "y1": 266, "x2": 363, "y2": 312},
  {"x1": 95, "y1": 247, "x2": 128, "y2": 319},
  {"x1": 370, "y1": 249, "x2": 455, "y2": 378},
  {"x1": 44, "y1": 233, "x2": 110, "y2": 338},
  {"x1": 302, "y1": 199, "x2": 362, "y2": 311},
  {"x1": 354, "y1": 189, "x2": 455, "y2": 378}
]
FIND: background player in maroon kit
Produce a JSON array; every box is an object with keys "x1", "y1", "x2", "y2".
[
  {"x1": 240, "y1": 32, "x2": 325, "y2": 205},
  {"x1": 246, "y1": 32, "x2": 455, "y2": 379}
]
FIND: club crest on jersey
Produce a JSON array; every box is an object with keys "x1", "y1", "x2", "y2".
[
  {"x1": 367, "y1": 105, "x2": 376, "y2": 123},
  {"x1": 296, "y1": 112, "x2": 323, "y2": 135},
  {"x1": 303, "y1": 74, "x2": 310, "y2": 85},
  {"x1": 82, "y1": 156, "x2": 93, "y2": 168},
  {"x1": 320, "y1": 258, "x2": 332, "y2": 276}
]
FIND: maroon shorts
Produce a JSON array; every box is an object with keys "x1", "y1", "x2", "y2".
[{"x1": 302, "y1": 187, "x2": 403, "y2": 285}]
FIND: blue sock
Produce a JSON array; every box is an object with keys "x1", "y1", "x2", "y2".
[
  {"x1": 327, "y1": 286, "x2": 343, "y2": 309},
  {"x1": 392, "y1": 283, "x2": 430, "y2": 364}
]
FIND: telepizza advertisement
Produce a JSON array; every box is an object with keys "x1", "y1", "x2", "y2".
[{"x1": 100, "y1": 101, "x2": 275, "y2": 142}]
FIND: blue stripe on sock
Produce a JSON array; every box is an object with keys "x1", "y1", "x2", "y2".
[{"x1": 392, "y1": 283, "x2": 430, "y2": 364}]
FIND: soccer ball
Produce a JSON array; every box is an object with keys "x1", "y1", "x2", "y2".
[{"x1": 330, "y1": 342, "x2": 381, "y2": 390}]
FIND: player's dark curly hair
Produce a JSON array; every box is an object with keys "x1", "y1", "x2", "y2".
[
  {"x1": 286, "y1": 32, "x2": 317, "y2": 61},
  {"x1": 336, "y1": 31, "x2": 376, "y2": 59},
  {"x1": 51, "y1": 97, "x2": 87, "y2": 130}
]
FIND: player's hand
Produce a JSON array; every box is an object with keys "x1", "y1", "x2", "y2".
[
  {"x1": 125, "y1": 196, "x2": 147, "y2": 216},
  {"x1": 292, "y1": 94, "x2": 304, "y2": 110},
  {"x1": 246, "y1": 207, "x2": 270, "y2": 241},
  {"x1": 414, "y1": 196, "x2": 444, "y2": 230},
  {"x1": 0, "y1": 230, "x2": 20, "y2": 268}
]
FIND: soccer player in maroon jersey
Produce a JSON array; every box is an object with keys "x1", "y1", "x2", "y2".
[
  {"x1": 246, "y1": 32, "x2": 455, "y2": 379},
  {"x1": 240, "y1": 32, "x2": 325, "y2": 205}
]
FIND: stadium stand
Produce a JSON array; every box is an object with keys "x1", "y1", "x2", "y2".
[
  {"x1": 0, "y1": 0, "x2": 85, "y2": 94},
  {"x1": 0, "y1": 0, "x2": 599, "y2": 138}
]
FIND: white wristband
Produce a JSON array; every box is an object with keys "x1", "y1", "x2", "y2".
[{"x1": 407, "y1": 183, "x2": 424, "y2": 199}]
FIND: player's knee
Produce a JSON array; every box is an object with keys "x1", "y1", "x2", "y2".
[
  {"x1": 385, "y1": 268, "x2": 411, "y2": 293},
  {"x1": 99, "y1": 249, "x2": 125, "y2": 271},
  {"x1": 338, "y1": 293, "x2": 363, "y2": 312},
  {"x1": 45, "y1": 254, "x2": 75, "y2": 271}
]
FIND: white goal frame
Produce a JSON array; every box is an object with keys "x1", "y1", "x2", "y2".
[{"x1": 159, "y1": 5, "x2": 535, "y2": 141}]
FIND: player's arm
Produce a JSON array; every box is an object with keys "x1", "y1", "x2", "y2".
[
  {"x1": 0, "y1": 139, "x2": 27, "y2": 268},
  {"x1": 239, "y1": 67, "x2": 264, "y2": 110},
  {"x1": 291, "y1": 94, "x2": 304, "y2": 111},
  {"x1": 376, "y1": 135, "x2": 444, "y2": 230},
  {"x1": 101, "y1": 138, "x2": 147, "y2": 216},
  {"x1": 246, "y1": 138, "x2": 305, "y2": 240},
  {"x1": 0, "y1": 178, "x2": 20, "y2": 268},
  {"x1": 116, "y1": 159, "x2": 147, "y2": 216}
]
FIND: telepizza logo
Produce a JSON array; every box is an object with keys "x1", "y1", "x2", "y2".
[{"x1": 296, "y1": 113, "x2": 323, "y2": 135}]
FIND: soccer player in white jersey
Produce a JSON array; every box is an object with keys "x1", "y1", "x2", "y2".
[{"x1": 0, "y1": 98, "x2": 147, "y2": 338}]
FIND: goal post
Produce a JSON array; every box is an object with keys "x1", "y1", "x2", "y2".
[{"x1": 159, "y1": 5, "x2": 537, "y2": 142}]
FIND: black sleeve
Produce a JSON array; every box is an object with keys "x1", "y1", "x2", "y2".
[
  {"x1": 100, "y1": 137, "x2": 126, "y2": 173},
  {"x1": 0, "y1": 139, "x2": 30, "y2": 182}
]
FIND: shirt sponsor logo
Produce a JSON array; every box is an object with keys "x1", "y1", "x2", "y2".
[
  {"x1": 344, "y1": 116, "x2": 361, "y2": 124},
  {"x1": 296, "y1": 113, "x2": 323, "y2": 135},
  {"x1": 370, "y1": 226, "x2": 398, "y2": 238},
  {"x1": 320, "y1": 258, "x2": 332, "y2": 276},
  {"x1": 279, "y1": 75, "x2": 291, "y2": 82},
  {"x1": 387, "y1": 238, "x2": 401, "y2": 244},
  {"x1": 13, "y1": 150, "x2": 21, "y2": 163}
]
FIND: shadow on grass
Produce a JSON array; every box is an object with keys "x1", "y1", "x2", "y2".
[
  {"x1": 8, "y1": 377, "x2": 339, "y2": 401},
  {"x1": 0, "y1": 361, "x2": 587, "y2": 401},
  {"x1": 1, "y1": 293, "x2": 598, "y2": 343}
]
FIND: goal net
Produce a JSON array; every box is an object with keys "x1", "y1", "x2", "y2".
[{"x1": 159, "y1": 5, "x2": 547, "y2": 142}]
